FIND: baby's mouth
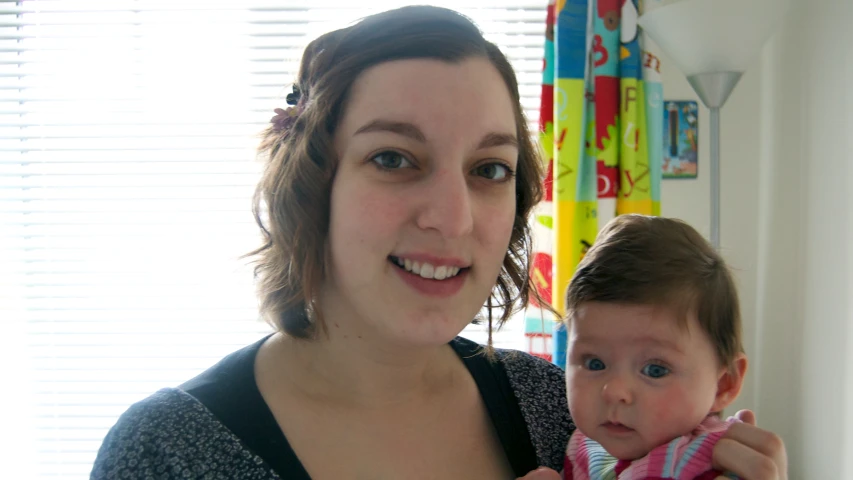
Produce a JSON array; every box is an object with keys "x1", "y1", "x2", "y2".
[{"x1": 602, "y1": 421, "x2": 635, "y2": 434}]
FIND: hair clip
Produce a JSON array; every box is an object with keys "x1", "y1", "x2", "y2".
[
  {"x1": 285, "y1": 85, "x2": 301, "y2": 106},
  {"x1": 271, "y1": 85, "x2": 305, "y2": 133}
]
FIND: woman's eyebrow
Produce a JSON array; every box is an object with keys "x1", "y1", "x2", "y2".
[
  {"x1": 354, "y1": 119, "x2": 426, "y2": 142},
  {"x1": 477, "y1": 132, "x2": 517, "y2": 150},
  {"x1": 354, "y1": 119, "x2": 517, "y2": 150}
]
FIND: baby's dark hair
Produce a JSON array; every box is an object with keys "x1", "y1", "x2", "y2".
[{"x1": 565, "y1": 215, "x2": 743, "y2": 370}]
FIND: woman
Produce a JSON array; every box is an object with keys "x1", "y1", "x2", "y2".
[{"x1": 91, "y1": 6, "x2": 787, "y2": 479}]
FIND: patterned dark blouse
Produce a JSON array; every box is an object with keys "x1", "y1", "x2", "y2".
[{"x1": 90, "y1": 336, "x2": 574, "y2": 479}]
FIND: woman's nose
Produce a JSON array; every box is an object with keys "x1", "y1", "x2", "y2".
[{"x1": 415, "y1": 168, "x2": 474, "y2": 239}]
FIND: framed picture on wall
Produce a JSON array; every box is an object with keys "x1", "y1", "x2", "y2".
[{"x1": 662, "y1": 100, "x2": 698, "y2": 179}]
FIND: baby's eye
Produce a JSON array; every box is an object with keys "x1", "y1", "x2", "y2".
[
  {"x1": 370, "y1": 150, "x2": 413, "y2": 170},
  {"x1": 583, "y1": 357, "x2": 606, "y2": 371},
  {"x1": 641, "y1": 363, "x2": 670, "y2": 379}
]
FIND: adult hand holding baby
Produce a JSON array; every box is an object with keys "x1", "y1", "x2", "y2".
[{"x1": 712, "y1": 410, "x2": 787, "y2": 480}]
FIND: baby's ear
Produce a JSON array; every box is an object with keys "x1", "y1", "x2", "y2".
[{"x1": 711, "y1": 353, "x2": 748, "y2": 412}]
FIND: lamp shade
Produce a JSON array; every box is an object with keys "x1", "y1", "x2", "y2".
[{"x1": 638, "y1": 0, "x2": 793, "y2": 77}]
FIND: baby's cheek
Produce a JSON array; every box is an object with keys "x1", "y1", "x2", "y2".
[
  {"x1": 565, "y1": 373, "x2": 579, "y2": 411},
  {"x1": 644, "y1": 385, "x2": 701, "y2": 439},
  {"x1": 647, "y1": 391, "x2": 683, "y2": 422},
  {"x1": 567, "y1": 374, "x2": 597, "y2": 431}
]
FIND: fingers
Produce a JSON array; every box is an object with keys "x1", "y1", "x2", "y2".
[
  {"x1": 713, "y1": 421, "x2": 788, "y2": 480},
  {"x1": 713, "y1": 437, "x2": 780, "y2": 479},
  {"x1": 723, "y1": 422, "x2": 786, "y2": 463},
  {"x1": 733, "y1": 409, "x2": 757, "y2": 425},
  {"x1": 517, "y1": 467, "x2": 562, "y2": 480},
  {"x1": 714, "y1": 419, "x2": 787, "y2": 479}
]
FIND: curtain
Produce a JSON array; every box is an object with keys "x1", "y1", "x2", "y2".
[{"x1": 526, "y1": 0, "x2": 662, "y2": 366}]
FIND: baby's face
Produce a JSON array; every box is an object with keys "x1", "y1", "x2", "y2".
[{"x1": 566, "y1": 302, "x2": 727, "y2": 460}]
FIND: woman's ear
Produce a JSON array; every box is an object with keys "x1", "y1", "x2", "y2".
[{"x1": 711, "y1": 352, "x2": 748, "y2": 413}]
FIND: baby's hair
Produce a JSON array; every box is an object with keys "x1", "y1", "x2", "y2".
[{"x1": 565, "y1": 215, "x2": 743, "y2": 371}]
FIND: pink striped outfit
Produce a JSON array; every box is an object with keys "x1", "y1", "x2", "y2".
[{"x1": 563, "y1": 416, "x2": 740, "y2": 480}]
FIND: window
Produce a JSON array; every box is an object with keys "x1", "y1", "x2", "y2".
[{"x1": 0, "y1": 1, "x2": 546, "y2": 477}]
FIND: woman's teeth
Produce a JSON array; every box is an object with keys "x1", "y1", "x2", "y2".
[{"x1": 390, "y1": 256, "x2": 462, "y2": 280}]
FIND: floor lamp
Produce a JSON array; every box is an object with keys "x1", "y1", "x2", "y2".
[{"x1": 638, "y1": 0, "x2": 792, "y2": 249}]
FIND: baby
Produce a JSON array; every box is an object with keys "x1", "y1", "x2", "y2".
[{"x1": 562, "y1": 215, "x2": 747, "y2": 480}]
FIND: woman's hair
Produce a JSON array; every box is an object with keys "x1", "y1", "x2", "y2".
[
  {"x1": 249, "y1": 5, "x2": 548, "y2": 340},
  {"x1": 565, "y1": 215, "x2": 744, "y2": 371}
]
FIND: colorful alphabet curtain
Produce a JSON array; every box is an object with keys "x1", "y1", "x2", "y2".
[{"x1": 525, "y1": 0, "x2": 663, "y2": 366}]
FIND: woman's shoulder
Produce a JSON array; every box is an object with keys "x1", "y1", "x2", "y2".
[
  {"x1": 491, "y1": 347, "x2": 574, "y2": 424},
  {"x1": 452, "y1": 336, "x2": 567, "y2": 407},
  {"x1": 493, "y1": 346, "x2": 575, "y2": 471},
  {"x1": 493, "y1": 347, "x2": 566, "y2": 395},
  {"x1": 91, "y1": 388, "x2": 278, "y2": 479},
  {"x1": 452, "y1": 337, "x2": 575, "y2": 471}
]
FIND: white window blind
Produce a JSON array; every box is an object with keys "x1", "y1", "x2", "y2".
[{"x1": 0, "y1": 1, "x2": 546, "y2": 478}]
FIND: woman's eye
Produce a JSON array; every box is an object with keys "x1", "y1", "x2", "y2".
[
  {"x1": 583, "y1": 357, "x2": 606, "y2": 371},
  {"x1": 474, "y1": 162, "x2": 513, "y2": 181},
  {"x1": 641, "y1": 363, "x2": 670, "y2": 379},
  {"x1": 370, "y1": 151, "x2": 413, "y2": 170}
]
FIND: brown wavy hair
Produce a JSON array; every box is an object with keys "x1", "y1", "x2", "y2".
[{"x1": 249, "y1": 6, "x2": 550, "y2": 340}]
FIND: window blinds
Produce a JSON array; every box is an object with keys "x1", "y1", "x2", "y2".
[{"x1": 0, "y1": 1, "x2": 547, "y2": 478}]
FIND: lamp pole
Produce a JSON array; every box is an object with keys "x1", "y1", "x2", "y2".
[
  {"x1": 637, "y1": 0, "x2": 790, "y2": 251},
  {"x1": 709, "y1": 106, "x2": 721, "y2": 249},
  {"x1": 686, "y1": 71, "x2": 742, "y2": 250}
]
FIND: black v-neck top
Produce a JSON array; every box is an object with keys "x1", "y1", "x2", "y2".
[{"x1": 91, "y1": 336, "x2": 573, "y2": 479}]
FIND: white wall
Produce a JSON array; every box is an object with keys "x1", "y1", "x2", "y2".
[
  {"x1": 795, "y1": 1, "x2": 853, "y2": 476},
  {"x1": 846, "y1": 29, "x2": 853, "y2": 475},
  {"x1": 655, "y1": 24, "x2": 765, "y2": 415},
  {"x1": 656, "y1": 0, "x2": 853, "y2": 476}
]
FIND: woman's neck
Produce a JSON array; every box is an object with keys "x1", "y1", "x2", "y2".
[{"x1": 263, "y1": 327, "x2": 462, "y2": 409}]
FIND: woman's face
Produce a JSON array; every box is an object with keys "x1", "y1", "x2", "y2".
[{"x1": 322, "y1": 57, "x2": 519, "y2": 348}]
